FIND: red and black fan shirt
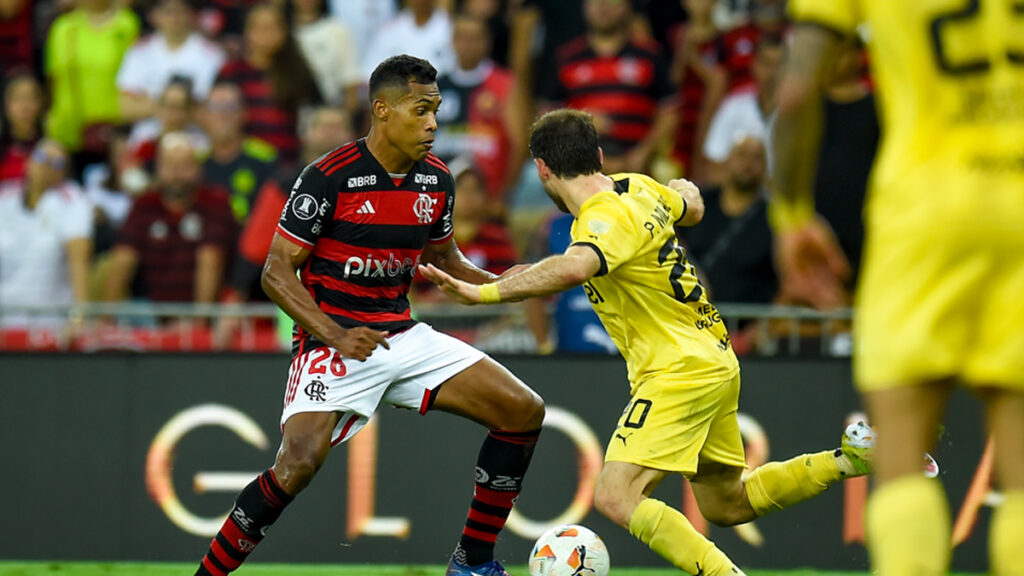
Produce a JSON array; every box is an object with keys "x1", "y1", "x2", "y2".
[{"x1": 276, "y1": 139, "x2": 455, "y2": 354}]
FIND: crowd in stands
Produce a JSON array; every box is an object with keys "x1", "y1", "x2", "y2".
[{"x1": 0, "y1": 0, "x2": 878, "y2": 353}]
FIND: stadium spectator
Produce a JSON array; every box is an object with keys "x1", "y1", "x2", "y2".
[
  {"x1": 325, "y1": 0, "x2": 396, "y2": 74},
  {"x1": 126, "y1": 77, "x2": 208, "y2": 169},
  {"x1": 702, "y1": 33, "x2": 783, "y2": 185},
  {"x1": 539, "y1": 0, "x2": 676, "y2": 174},
  {"x1": 668, "y1": 0, "x2": 726, "y2": 178},
  {"x1": 201, "y1": 81, "x2": 278, "y2": 225},
  {"x1": 459, "y1": 0, "x2": 512, "y2": 67},
  {"x1": 116, "y1": 0, "x2": 225, "y2": 123},
  {"x1": 216, "y1": 1, "x2": 321, "y2": 164},
  {"x1": 0, "y1": 0, "x2": 34, "y2": 72},
  {"x1": 678, "y1": 135, "x2": 776, "y2": 304},
  {"x1": 812, "y1": 38, "x2": 878, "y2": 289},
  {"x1": 412, "y1": 160, "x2": 519, "y2": 300},
  {"x1": 434, "y1": 12, "x2": 526, "y2": 218},
  {"x1": 225, "y1": 106, "x2": 352, "y2": 302},
  {"x1": 362, "y1": 0, "x2": 455, "y2": 79},
  {"x1": 81, "y1": 128, "x2": 136, "y2": 257},
  {"x1": 44, "y1": 0, "x2": 140, "y2": 169},
  {"x1": 287, "y1": 0, "x2": 361, "y2": 116},
  {"x1": 0, "y1": 139, "x2": 93, "y2": 327},
  {"x1": 712, "y1": 0, "x2": 787, "y2": 94},
  {"x1": 194, "y1": 0, "x2": 259, "y2": 43},
  {"x1": 0, "y1": 72, "x2": 44, "y2": 183},
  {"x1": 509, "y1": 0, "x2": 585, "y2": 99},
  {"x1": 104, "y1": 133, "x2": 236, "y2": 304}
]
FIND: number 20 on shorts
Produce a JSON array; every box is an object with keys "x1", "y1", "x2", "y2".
[{"x1": 624, "y1": 398, "x2": 653, "y2": 429}]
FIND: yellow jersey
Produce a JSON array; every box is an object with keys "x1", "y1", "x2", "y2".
[
  {"x1": 569, "y1": 173, "x2": 739, "y2": 394},
  {"x1": 789, "y1": 0, "x2": 1024, "y2": 236}
]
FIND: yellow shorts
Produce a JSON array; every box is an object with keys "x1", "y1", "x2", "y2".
[
  {"x1": 604, "y1": 373, "x2": 747, "y2": 476},
  {"x1": 855, "y1": 218, "x2": 1024, "y2": 392}
]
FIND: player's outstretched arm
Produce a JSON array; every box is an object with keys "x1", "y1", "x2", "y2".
[
  {"x1": 421, "y1": 236, "x2": 499, "y2": 285},
  {"x1": 420, "y1": 244, "x2": 601, "y2": 305},
  {"x1": 262, "y1": 234, "x2": 389, "y2": 361}
]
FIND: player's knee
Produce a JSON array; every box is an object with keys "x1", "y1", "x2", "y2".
[
  {"x1": 273, "y1": 438, "x2": 327, "y2": 494},
  {"x1": 499, "y1": 384, "x2": 545, "y2": 430}
]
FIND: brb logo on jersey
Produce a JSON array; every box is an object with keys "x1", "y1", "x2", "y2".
[
  {"x1": 344, "y1": 253, "x2": 420, "y2": 279},
  {"x1": 347, "y1": 174, "x2": 377, "y2": 188},
  {"x1": 413, "y1": 193, "x2": 437, "y2": 224},
  {"x1": 414, "y1": 173, "x2": 438, "y2": 185}
]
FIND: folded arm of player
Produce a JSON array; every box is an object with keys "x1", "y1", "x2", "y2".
[
  {"x1": 262, "y1": 234, "x2": 390, "y2": 361},
  {"x1": 771, "y1": 24, "x2": 851, "y2": 309},
  {"x1": 419, "y1": 244, "x2": 601, "y2": 305},
  {"x1": 667, "y1": 178, "x2": 705, "y2": 227}
]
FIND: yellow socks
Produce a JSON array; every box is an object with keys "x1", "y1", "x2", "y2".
[
  {"x1": 992, "y1": 490, "x2": 1024, "y2": 576},
  {"x1": 629, "y1": 498, "x2": 742, "y2": 576},
  {"x1": 866, "y1": 475, "x2": 950, "y2": 576},
  {"x1": 744, "y1": 450, "x2": 843, "y2": 516}
]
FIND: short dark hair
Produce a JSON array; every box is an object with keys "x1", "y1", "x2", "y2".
[
  {"x1": 529, "y1": 109, "x2": 602, "y2": 179},
  {"x1": 368, "y1": 55, "x2": 438, "y2": 102}
]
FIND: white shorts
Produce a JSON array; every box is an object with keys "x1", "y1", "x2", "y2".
[{"x1": 280, "y1": 323, "x2": 486, "y2": 446}]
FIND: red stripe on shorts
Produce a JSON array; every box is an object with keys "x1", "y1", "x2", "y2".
[{"x1": 331, "y1": 413, "x2": 360, "y2": 446}]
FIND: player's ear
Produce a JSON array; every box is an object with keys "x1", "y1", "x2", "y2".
[
  {"x1": 533, "y1": 158, "x2": 549, "y2": 181},
  {"x1": 372, "y1": 98, "x2": 390, "y2": 122},
  {"x1": 597, "y1": 147, "x2": 605, "y2": 168}
]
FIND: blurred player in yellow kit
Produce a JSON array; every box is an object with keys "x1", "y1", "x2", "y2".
[
  {"x1": 771, "y1": 1, "x2": 1024, "y2": 575},
  {"x1": 422, "y1": 109, "x2": 882, "y2": 576}
]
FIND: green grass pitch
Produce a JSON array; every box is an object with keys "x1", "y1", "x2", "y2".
[{"x1": 0, "y1": 565, "x2": 896, "y2": 576}]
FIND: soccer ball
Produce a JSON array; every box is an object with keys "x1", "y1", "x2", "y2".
[{"x1": 528, "y1": 524, "x2": 610, "y2": 576}]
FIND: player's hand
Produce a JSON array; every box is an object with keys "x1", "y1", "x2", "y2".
[
  {"x1": 668, "y1": 178, "x2": 705, "y2": 226},
  {"x1": 419, "y1": 264, "x2": 484, "y2": 305},
  {"x1": 327, "y1": 326, "x2": 390, "y2": 362},
  {"x1": 774, "y1": 217, "x2": 851, "y2": 310}
]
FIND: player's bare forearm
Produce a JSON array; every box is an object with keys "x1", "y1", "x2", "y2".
[
  {"x1": 772, "y1": 25, "x2": 842, "y2": 212},
  {"x1": 422, "y1": 237, "x2": 498, "y2": 285},
  {"x1": 490, "y1": 246, "x2": 601, "y2": 303},
  {"x1": 261, "y1": 234, "x2": 345, "y2": 345}
]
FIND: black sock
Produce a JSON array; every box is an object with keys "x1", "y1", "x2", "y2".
[
  {"x1": 454, "y1": 429, "x2": 541, "y2": 566},
  {"x1": 195, "y1": 469, "x2": 294, "y2": 576}
]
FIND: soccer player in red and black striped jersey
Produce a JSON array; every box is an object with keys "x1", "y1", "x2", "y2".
[{"x1": 193, "y1": 55, "x2": 544, "y2": 576}]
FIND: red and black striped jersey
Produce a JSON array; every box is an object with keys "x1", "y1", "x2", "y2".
[
  {"x1": 276, "y1": 139, "x2": 455, "y2": 352},
  {"x1": 540, "y1": 37, "x2": 674, "y2": 156}
]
